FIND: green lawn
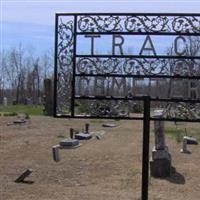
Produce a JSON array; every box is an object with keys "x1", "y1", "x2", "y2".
[
  {"x1": 0, "y1": 104, "x2": 44, "y2": 116},
  {"x1": 165, "y1": 126, "x2": 200, "y2": 142}
]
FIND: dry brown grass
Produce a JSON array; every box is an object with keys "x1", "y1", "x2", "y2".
[{"x1": 0, "y1": 117, "x2": 199, "y2": 200}]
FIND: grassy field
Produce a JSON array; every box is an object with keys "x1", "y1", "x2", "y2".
[
  {"x1": 165, "y1": 122, "x2": 200, "y2": 142},
  {"x1": 0, "y1": 104, "x2": 43, "y2": 116}
]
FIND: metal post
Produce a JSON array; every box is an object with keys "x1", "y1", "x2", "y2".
[
  {"x1": 71, "y1": 15, "x2": 77, "y2": 117},
  {"x1": 53, "y1": 14, "x2": 59, "y2": 117},
  {"x1": 141, "y1": 96, "x2": 150, "y2": 200},
  {"x1": 85, "y1": 123, "x2": 90, "y2": 133},
  {"x1": 70, "y1": 128, "x2": 74, "y2": 139}
]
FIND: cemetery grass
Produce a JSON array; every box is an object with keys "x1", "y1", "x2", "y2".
[
  {"x1": 165, "y1": 126, "x2": 200, "y2": 143},
  {"x1": 0, "y1": 104, "x2": 43, "y2": 116},
  {"x1": 0, "y1": 117, "x2": 200, "y2": 200}
]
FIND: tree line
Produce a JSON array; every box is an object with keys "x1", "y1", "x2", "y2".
[
  {"x1": 0, "y1": 45, "x2": 53, "y2": 105},
  {"x1": 0, "y1": 36, "x2": 199, "y2": 106}
]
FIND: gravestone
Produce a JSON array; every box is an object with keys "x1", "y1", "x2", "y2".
[
  {"x1": 74, "y1": 132, "x2": 92, "y2": 140},
  {"x1": 150, "y1": 110, "x2": 171, "y2": 177},
  {"x1": 43, "y1": 79, "x2": 53, "y2": 116},
  {"x1": 184, "y1": 136, "x2": 198, "y2": 145},
  {"x1": 3, "y1": 97, "x2": 7, "y2": 106},
  {"x1": 52, "y1": 145, "x2": 60, "y2": 162},
  {"x1": 15, "y1": 169, "x2": 33, "y2": 183},
  {"x1": 180, "y1": 136, "x2": 198, "y2": 153},
  {"x1": 180, "y1": 137, "x2": 190, "y2": 153},
  {"x1": 74, "y1": 123, "x2": 92, "y2": 140},
  {"x1": 70, "y1": 128, "x2": 74, "y2": 139},
  {"x1": 102, "y1": 122, "x2": 118, "y2": 128},
  {"x1": 85, "y1": 123, "x2": 90, "y2": 133},
  {"x1": 59, "y1": 138, "x2": 79, "y2": 147}
]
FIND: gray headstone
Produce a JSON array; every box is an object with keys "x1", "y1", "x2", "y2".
[
  {"x1": 44, "y1": 79, "x2": 53, "y2": 116},
  {"x1": 154, "y1": 120, "x2": 165, "y2": 150},
  {"x1": 150, "y1": 110, "x2": 171, "y2": 178},
  {"x1": 52, "y1": 145, "x2": 60, "y2": 162},
  {"x1": 150, "y1": 158, "x2": 171, "y2": 178},
  {"x1": 75, "y1": 132, "x2": 92, "y2": 140},
  {"x1": 3, "y1": 97, "x2": 7, "y2": 106},
  {"x1": 180, "y1": 138, "x2": 191, "y2": 153},
  {"x1": 153, "y1": 110, "x2": 165, "y2": 150},
  {"x1": 184, "y1": 136, "x2": 198, "y2": 145},
  {"x1": 102, "y1": 123, "x2": 117, "y2": 128},
  {"x1": 59, "y1": 139, "x2": 79, "y2": 147},
  {"x1": 13, "y1": 119, "x2": 26, "y2": 124}
]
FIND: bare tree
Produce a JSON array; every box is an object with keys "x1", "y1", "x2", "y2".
[{"x1": 0, "y1": 44, "x2": 54, "y2": 105}]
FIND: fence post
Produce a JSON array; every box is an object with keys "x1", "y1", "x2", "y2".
[{"x1": 141, "y1": 96, "x2": 150, "y2": 200}]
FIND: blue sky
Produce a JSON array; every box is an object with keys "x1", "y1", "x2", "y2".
[{"x1": 1, "y1": 0, "x2": 200, "y2": 55}]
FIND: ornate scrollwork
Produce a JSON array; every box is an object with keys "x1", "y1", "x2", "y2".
[
  {"x1": 76, "y1": 57, "x2": 200, "y2": 76},
  {"x1": 170, "y1": 59, "x2": 200, "y2": 76},
  {"x1": 77, "y1": 15, "x2": 200, "y2": 34},
  {"x1": 123, "y1": 58, "x2": 169, "y2": 75},
  {"x1": 76, "y1": 58, "x2": 121, "y2": 74},
  {"x1": 56, "y1": 14, "x2": 200, "y2": 119},
  {"x1": 124, "y1": 16, "x2": 170, "y2": 32},
  {"x1": 172, "y1": 16, "x2": 200, "y2": 33},
  {"x1": 78, "y1": 16, "x2": 122, "y2": 32},
  {"x1": 57, "y1": 17, "x2": 74, "y2": 114}
]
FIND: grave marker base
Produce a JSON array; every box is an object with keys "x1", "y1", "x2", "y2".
[{"x1": 150, "y1": 146, "x2": 171, "y2": 178}]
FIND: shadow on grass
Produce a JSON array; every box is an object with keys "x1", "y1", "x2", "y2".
[{"x1": 165, "y1": 166, "x2": 185, "y2": 184}]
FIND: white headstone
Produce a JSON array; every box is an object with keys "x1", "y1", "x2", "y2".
[
  {"x1": 180, "y1": 137, "x2": 191, "y2": 153},
  {"x1": 3, "y1": 97, "x2": 7, "y2": 106}
]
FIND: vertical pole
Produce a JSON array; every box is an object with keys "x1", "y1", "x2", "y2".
[
  {"x1": 141, "y1": 96, "x2": 150, "y2": 200},
  {"x1": 53, "y1": 14, "x2": 59, "y2": 117},
  {"x1": 70, "y1": 128, "x2": 74, "y2": 139},
  {"x1": 85, "y1": 123, "x2": 90, "y2": 133},
  {"x1": 71, "y1": 15, "x2": 77, "y2": 117},
  {"x1": 52, "y1": 145, "x2": 60, "y2": 162}
]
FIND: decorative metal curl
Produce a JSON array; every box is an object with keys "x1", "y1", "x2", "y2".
[
  {"x1": 124, "y1": 16, "x2": 170, "y2": 32},
  {"x1": 123, "y1": 58, "x2": 169, "y2": 75},
  {"x1": 58, "y1": 20, "x2": 74, "y2": 69},
  {"x1": 78, "y1": 16, "x2": 122, "y2": 32},
  {"x1": 76, "y1": 58, "x2": 121, "y2": 74},
  {"x1": 55, "y1": 14, "x2": 200, "y2": 118},
  {"x1": 77, "y1": 58, "x2": 171, "y2": 75},
  {"x1": 172, "y1": 16, "x2": 200, "y2": 33},
  {"x1": 170, "y1": 59, "x2": 200, "y2": 76},
  {"x1": 77, "y1": 15, "x2": 200, "y2": 34},
  {"x1": 57, "y1": 18, "x2": 75, "y2": 114},
  {"x1": 76, "y1": 57, "x2": 200, "y2": 76}
]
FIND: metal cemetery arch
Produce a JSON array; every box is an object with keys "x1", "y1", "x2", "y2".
[{"x1": 54, "y1": 13, "x2": 200, "y2": 200}]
